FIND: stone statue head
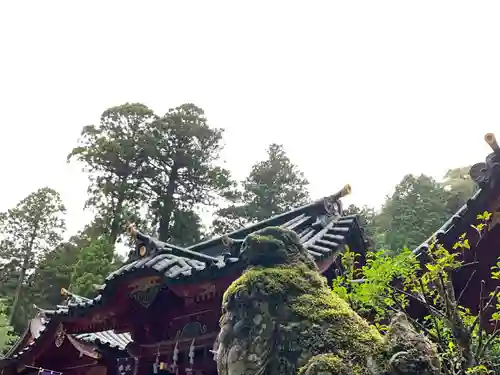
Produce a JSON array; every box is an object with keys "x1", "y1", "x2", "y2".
[{"x1": 239, "y1": 226, "x2": 317, "y2": 269}]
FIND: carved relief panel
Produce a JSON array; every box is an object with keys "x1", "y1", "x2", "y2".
[{"x1": 128, "y1": 276, "x2": 162, "y2": 308}]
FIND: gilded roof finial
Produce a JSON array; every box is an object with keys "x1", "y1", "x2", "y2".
[
  {"x1": 323, "y1": 184, "x2": 352, "y2": 216},
  {"x1": 485, "y1": 133, "x2": 499, "y2": 153},
  {"x1": 328, "y1": 184, "x2": 352, "y2": 202},
  {"x1": 339, "y1": 184, "x2": 352, "y2": 199},
  {"x1": 127, "y1": 223, "x2": 138, "y2": 238}
]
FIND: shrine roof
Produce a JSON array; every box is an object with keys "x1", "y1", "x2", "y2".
[
  {"x1": 413, "y1": 133, "x2": 500, "y2": 257},
  {"x1": 9, "y1": 329, "x2": 131, "y2": 360},
  {"x1": 6, "y1": 292, "x2": 132, "y2": 360},
  {"x1": 74, "y1": 330, "x2": 132, "y2": 350},
  {"x1": 45, "y1": 185, "x2": 367, "y2": 318},
  {"x1": 188, "y1": 189, "x2": 365, "y2": 258}
]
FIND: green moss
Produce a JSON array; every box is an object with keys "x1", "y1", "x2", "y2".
[
  {"x1": 222, "y1": 263, "x2": 322, "y2": 304},
  {"x1": 218, "y1": 226, "x2": 385, "y2": 375},
  {"x1": 298, "y1": 354, "x2": 366, "y2": 375},
  {"x1": 238, "y1": 226, "x2": 317, "y2": 269},
  {"x1": 222, "y1": 263, "x2": 384, "y2": 371}
]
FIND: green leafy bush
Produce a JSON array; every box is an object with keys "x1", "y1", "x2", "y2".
[{"x1": 333, "y1": 212, "x2": 500, "y2": 374}]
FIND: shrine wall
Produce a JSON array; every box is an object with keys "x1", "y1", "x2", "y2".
[{"x1": 85, "y1": 365, "x2": 107, "y2": 375}]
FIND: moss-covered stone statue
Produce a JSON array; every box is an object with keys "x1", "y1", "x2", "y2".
[{"x1": 215, "y1": 226, "x2": 440, "y2": 375}]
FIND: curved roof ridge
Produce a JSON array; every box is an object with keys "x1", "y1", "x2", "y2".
[
  {"x1": 60, "y1": 288, "x2": 93, "y2": 304},
  {"x1": 413, "y1": 135, "x2": 500, "y2": 257},
  {"x1": 342, "y1": 137, "x2": 500, "y2": 286},
  {"x1": 188, "y1": 184, "x2": 352, "y2": 253},
  {"x1": 8, "y1": 322, "x2": 131, "y2": 360},
  {"x1": 45, "y1": 185, "x2": 364, "y2": 319},
  {"x1": 412, "y1": 189, "x2": 482, "y2": 256}
]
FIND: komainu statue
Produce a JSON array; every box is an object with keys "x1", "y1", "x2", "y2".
[{"x1": 215, "y1": 226, "x2": 440, "y2": 375}]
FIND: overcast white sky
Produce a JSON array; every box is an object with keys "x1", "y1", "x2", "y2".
[{"x1": 0, "y1": 2, "x2": 499, "y2": 238}]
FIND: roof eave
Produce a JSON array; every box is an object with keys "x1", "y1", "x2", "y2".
[{"x1": 414, "y1": 146, "x2": 500, "y2": 257}]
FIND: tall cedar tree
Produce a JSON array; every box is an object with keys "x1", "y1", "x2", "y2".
[
  {"x1": 443, "y1": 166, "x2": 478, "y2": 213},
  {"x1": 375, "y1": 170, "x2": 475, "y2": 252},
  {"x1": 0, "y1": 300, "x2": 17, "y2": 354},
  {"x1": 28, "y1": 220, "x2": 125, "y2": 307},
  {"x1": 25, "y1": 229, "x2": 100, "y2": 311},
  {"x1": 68, "y1": 103, "x2": 156, "y2": 244},
  {"x1": 27, "y1": 242, "x2": 79, "y2": 309},
  {"x1": 70, "y1": 236, "x2": 122, "y2": 298},
  {"x1": 0, "y1": 261, "x2": 20, "y2": 302},
  {"x1": 376, "y1": 174, "x2": 451, "y2": 251},
  {"x1": 212, "y1": 143, "x2": 310, "y2": 235},
  {"x1": 342, "y1": 167, "x2": 476, "y2": 252},
  {"x1": 0, "y1": 188, "x2": 66, "y2": 326},
  {"x1": 143, "y1": 104, "x2": 234, "y2": 244}
]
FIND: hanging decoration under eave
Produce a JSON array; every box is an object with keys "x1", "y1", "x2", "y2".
[
  {"x1": 152, "y1": 362, "x2": 170, "y2": 375},
  {"x1": 153, "y1": 344, "x2": 170, "y2": 374},
  {"x1": 185, "y1": 338, "x2": 196, "y2": 374},
  {"x1": 172, "y1": 340, "x2": 179, "y2": 369}
]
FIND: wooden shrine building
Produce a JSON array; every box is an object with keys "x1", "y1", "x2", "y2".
[
  {"x1": 2, "y1": 291, "x2": 132, "y2": 375},
  {"x1": 1, "y1": 185, "x2": 367, "y2": 375},
  {"x1": 411, "y1": 132, "x2": 500, "y2": 317}
]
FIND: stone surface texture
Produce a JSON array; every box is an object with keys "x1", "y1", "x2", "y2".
[{"x1": 215, "y1": 226, "x2": 440, "y2": 375}]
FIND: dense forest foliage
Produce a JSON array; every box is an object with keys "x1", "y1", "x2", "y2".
[{"x1": 0, "y1": 102, "x2": 478, "y2": 354}]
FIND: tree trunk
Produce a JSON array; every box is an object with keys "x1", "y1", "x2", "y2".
[
  {"x1": 10, "y1": 228, "x2": 37, "y2": 325},
  {"x1": 158, "y1": 165, "x2": 179, "y2": 242},
  {"x1": 109, "y1": 187, "x2": 126, "y2": 244}
]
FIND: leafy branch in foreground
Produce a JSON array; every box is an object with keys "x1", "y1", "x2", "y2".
[{"x1": 333, "y1": 211, "x2": 500, "y2": 375}]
